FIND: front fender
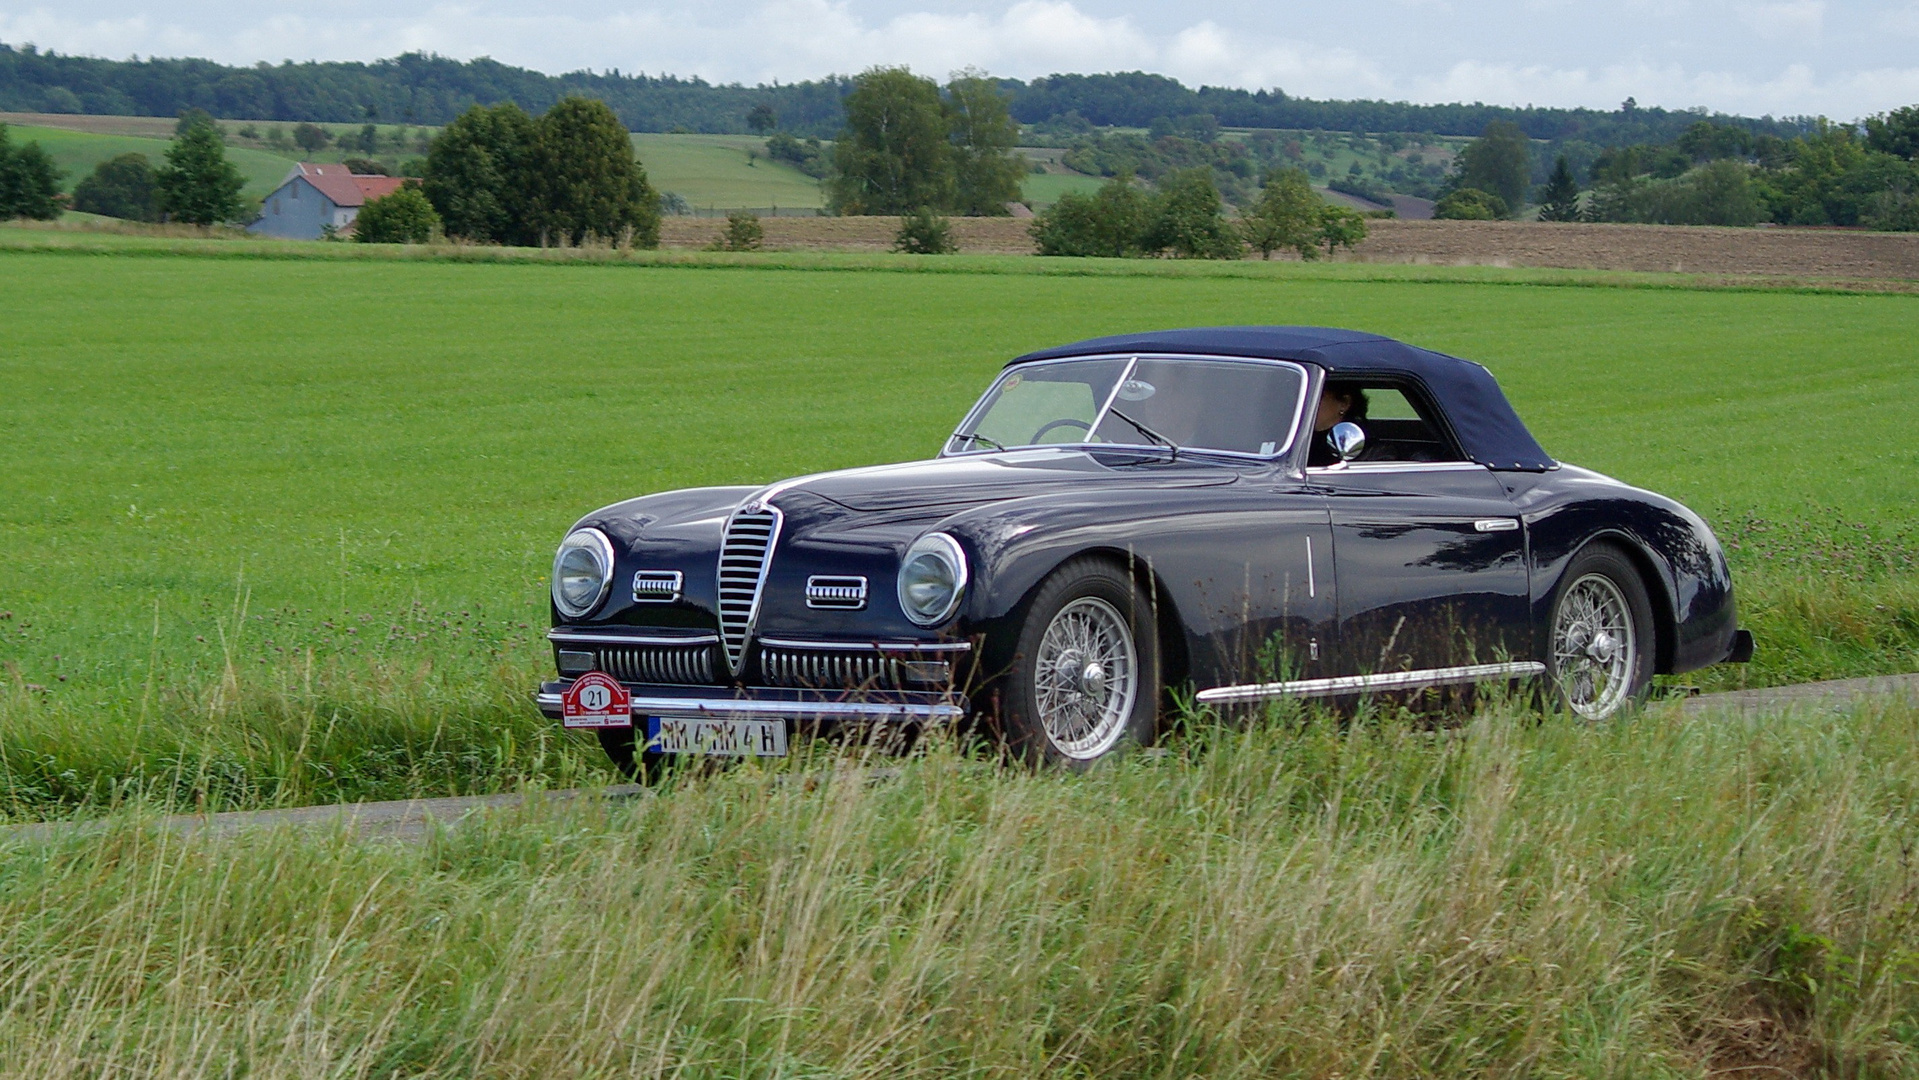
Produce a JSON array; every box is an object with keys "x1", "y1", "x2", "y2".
[{"x1": 1510, "y1": 468, "x2": 1738, "y2": 674}]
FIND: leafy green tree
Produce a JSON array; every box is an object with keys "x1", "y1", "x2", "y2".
[
  {"x1": 423, "y1": 102, "x2": 536, "y2": 243},
  {"x1": 1863, "y1": 176, "x2": 1919, "y2": 231},
  {"x1": 1451, "y1": 120, "x2": 1530, "y2": 214},
  {"x1": 1143, "y1": 167, "x2": 1241, "y2": 259},
  {"x1": 154, "y1": 116, "x2": 244, "y2": 225},
  {"x1": 354, "y1": 184, "x2": 440, "y2": 242},
  {"x1": 945, "y1": 73, "x2": 1026, "y2": 216},
  {"x1": 1029, "y1": 175, "x2": 1151, "y2": 257},
  {"x1": 1240, "y1": 167, "x2": 1324, "y2": 259},
  {"x1": 71, "y1": 152, "x2": 156, "y2": 220},
  {"x1": 718, "y1": 209, "x2": 763, "y2": 251},
  {"x1": 828, "y1": 67, "x2": 954, "y2": 215},
  {"x1": 1316, "y1": 204, "x2": 1368, "y2": 257},
  {"x1": 357, "y1": 123, "x2": 380, "y2": 155},
  {"x1": 292, "y1": 122, "x2": 331, "y2": 155},
  {"x1": 1864, "y1": 105, "x2": 1919, "y2": 161},
  {"x1": 893, "y1": 206, "x2": 957, "y2": 253},
  {"x1": 0, "y1": 123, "x2": 66, "y2": 220},
  {"x1": 746, "y1": 104, "x2": 778, "y2": 134},
  {"x1": 525, "y1": 97, "x2": 661, "y2": 247},
  {"x1": 1755, "y1": 122, "x2": 1875, "y2": 225},
  {"x1": 1537, "y1": 155, "x2": 1581, "y2": 221},
  {"x1": 1433, "y1": 187, "x2": 1507, "y2": 220},
  {"x1": 174, "y1": 108, "x2": 220, "y2": 138}
]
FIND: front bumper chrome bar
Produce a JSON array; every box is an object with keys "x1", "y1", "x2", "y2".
[{"x1": 535, "y1": 679, "x2": 967, "y2": 725}]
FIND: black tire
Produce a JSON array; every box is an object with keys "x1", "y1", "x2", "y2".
[
  {"x1": 996, "y1": 557, "x2": 1160, "y2": 768},
  {"x1": 1546, "y1": 543, "x2": 1656, "y2": 721}
]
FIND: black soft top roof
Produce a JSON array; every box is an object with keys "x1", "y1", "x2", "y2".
[{"x1": 1011, "y1": 326, "x2": 1555, "y2": 471}]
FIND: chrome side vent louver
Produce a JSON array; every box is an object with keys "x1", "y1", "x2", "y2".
[{"x1": 716, "y1": 504, "x2": 782, "y2": 677}]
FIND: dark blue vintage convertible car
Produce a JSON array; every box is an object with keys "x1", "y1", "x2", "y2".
[{"x1": 536, "y1": 327, "x2": 1752, "y2": 771}]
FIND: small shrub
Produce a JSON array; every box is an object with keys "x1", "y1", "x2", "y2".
[
  {"x1": 1434, "y1": 187, "x2": 1508, "y2": 220},
  {"x1": 355, "y1": 185, "x2": 440, "y2": 244},
  {"x1": 893, "y1": 207, "x2": 956, "y2": 254},
  {"x1": 717, "y1": 210, "x2": 763, "y2": 251}
]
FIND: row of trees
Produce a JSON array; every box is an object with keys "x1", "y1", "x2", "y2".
[
  {"x1": 1030, "y1": 167, "x2": 1367, "y2": 260},
  {"x1": 1425, "y1": 110, "x2": 1919, "y2": 230},
  {"x1": 0, "y1": 42, "x2": 1814, "y2": 146},
  {"x1": 826, "y1": 69, "x2": 1026, "y2": 215}
]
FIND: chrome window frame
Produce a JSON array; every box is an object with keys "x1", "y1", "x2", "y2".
[{"x1": 942, "y1": 353, "x2": 1312, "y2": 463}]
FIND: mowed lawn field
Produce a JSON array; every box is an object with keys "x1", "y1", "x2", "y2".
[
  {"x1": 3, "y1": 252, "x2": 1912, "y2": 686},
  {"x1": 3, "y1": 249, "x2": 1919, "y2": 1076}
]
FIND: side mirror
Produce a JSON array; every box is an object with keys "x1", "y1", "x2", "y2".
[{"x1": 1329, "y1": 421, "x2": 1366, "y2": 463}]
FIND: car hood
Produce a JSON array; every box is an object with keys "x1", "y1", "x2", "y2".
[{"x1": 770, "y1": 448, "x2": 1239, "y2": 512}]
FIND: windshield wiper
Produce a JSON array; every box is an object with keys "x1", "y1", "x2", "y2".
[
  {"x1": 1107, "y1": 409, "x2": 1179, "y2": 458},
  {"x1": 952, "y1": 431, "x2": 1006, "y2": 451}
]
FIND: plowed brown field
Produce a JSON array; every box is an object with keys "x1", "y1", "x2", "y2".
[{"x1": 659, "y1": 216, "x2": 1919, "y2": 280}]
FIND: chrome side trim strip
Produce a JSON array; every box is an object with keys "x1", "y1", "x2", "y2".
[
  {"x1": 534, "y1": 691, "x2": 965, "y2": 724},
  {"x1": 757, "y1": 637, "x2": 974, "y2": 653},
  {"x1": 1196, "y1": 661, "x2": 1547, "y2": 705},
  {"x1": 1306, "y1": 461, "x2": 1486, "y2": 475},
  {"x1": 548, "y1": 629, "x2": 722, "y2": 647},
  {"x1": 1474, "y1": 518, "x2": 1521, "y2": 533}
]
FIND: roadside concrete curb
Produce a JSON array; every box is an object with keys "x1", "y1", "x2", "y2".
[{"x1": 1673, "y1": 673, "x2": 1919, "y2": 714}]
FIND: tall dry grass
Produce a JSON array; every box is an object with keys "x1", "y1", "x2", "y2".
[{"x1": 3, "y1": 697, "x2": 1916, "y2": 1078}]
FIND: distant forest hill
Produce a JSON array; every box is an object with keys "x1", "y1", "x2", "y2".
[{"x1": 1, "y1": 42, "x2": 1818, "y2": 145}]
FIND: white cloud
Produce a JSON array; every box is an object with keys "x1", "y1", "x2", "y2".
[
  {"x1": 1733, "y1": 0, "x2": 1824, "y2": 40},
  {"x1": 1411, "y1": 57, "x2": 1919, "y2": 117}
]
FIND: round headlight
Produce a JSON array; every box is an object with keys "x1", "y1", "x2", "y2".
[
  {"x1": 552, "y1": 528, "x2": 615, "y2": 617},
  {"x1": 897, "y1": 532, "x2": 968, "y2": 626}
]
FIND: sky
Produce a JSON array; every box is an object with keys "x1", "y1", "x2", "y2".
[{"x1": 5, "y1": 0, "x2": 1918, "y2": 120}]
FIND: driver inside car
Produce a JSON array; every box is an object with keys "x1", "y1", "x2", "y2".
[{"x1": 1307, "y1": 382, "x2": 1369, "y2": 467}]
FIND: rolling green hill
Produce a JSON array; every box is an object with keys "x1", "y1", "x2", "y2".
[
  {"x1": 10, "y1": 124, "x2": 298, "y2": 199},
  {"x1": 633, "y1": 133, "x2": 825, "y2": 211}
]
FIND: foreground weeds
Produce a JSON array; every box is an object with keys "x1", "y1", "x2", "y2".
[
  {"x1": 3, "y1": 700, "x2": 1917, "y2": 1078},
  {"x1": 0, "y1": 651, "x2": 604, "y2": 821}
]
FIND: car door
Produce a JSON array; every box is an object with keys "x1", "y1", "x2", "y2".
[{"x1": 1306, "y1": 384, "x2": 1532, "y2": 675}]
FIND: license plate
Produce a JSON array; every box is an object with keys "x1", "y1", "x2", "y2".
[{"x1": 645, "y1": 716, "x2": 788, "y2": 757}]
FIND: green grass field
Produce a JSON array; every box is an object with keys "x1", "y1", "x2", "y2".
[
  {"x1": 9, "y1": 124, "x2": 299, "y2": 198},
  {"x1": 2, "y1": 243, "x2": 1916, "y2": 1075},
  {"x1": 632, "y1": 133, "x2": 825, "y2": 210},
  {"x1": 1020, "y1": 169, "x2": 1107, "y2": 206},
  {"x1": 0, "y1": 243, "x2": 1913, "y2": 818}
]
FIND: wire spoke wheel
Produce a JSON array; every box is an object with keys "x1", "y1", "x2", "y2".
[
  {"x1": 1552, "y1": 572, "x2": 1638, "y2": 720},
  {"x1": 1032, "y1": 596, "x2": 1139, "y2": 759}
]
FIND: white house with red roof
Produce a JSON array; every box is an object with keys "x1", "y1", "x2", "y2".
[{"x1": 248, "y1": 163, "x2": 407, "y2": 240}]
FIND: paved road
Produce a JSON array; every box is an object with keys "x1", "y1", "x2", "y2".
[{"x1": 10, "y1": 673, "x2": 1917, "y2": 845}]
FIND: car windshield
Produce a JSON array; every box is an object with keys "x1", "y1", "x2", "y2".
[{"x1": 946, "y1": 356, "x2": 1308, "y2": 458}]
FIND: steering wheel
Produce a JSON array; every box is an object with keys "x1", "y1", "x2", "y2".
[{"x1": 1031, "y1": 418, "x2": 1092, "y2": 443}]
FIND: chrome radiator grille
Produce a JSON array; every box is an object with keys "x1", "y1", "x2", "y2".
[
  {"x1": 595, "y1": 642, "x2": 716, "y2": 685},
  {"x1": 717, "y1": 505, "x2": 782, "y2": 676},
  {"x1": 760, "y1": 647, "x2": 902, "y2": 690}
]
